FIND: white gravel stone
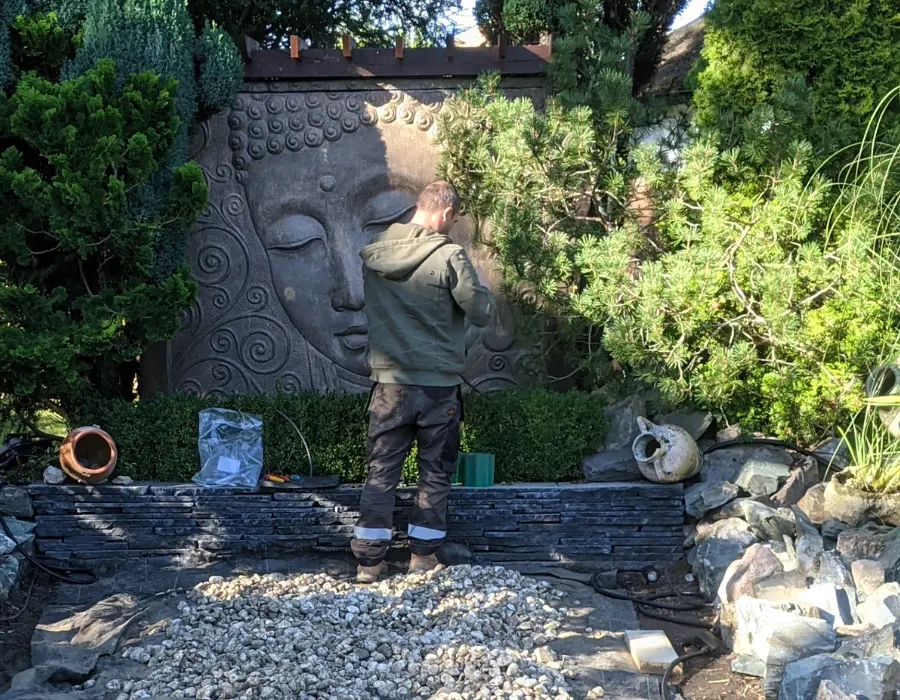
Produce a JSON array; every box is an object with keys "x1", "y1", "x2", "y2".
[{"x1": 114, "y1": 565, "x2": 574, "y2": 700}]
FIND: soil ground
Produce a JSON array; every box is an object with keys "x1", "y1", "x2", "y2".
[{"x1": 0, "y1": 566, "x2": 57, "y2": 693}]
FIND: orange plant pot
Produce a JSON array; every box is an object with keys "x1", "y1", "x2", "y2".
[{"x1": 59, "y1": 426, "x2": 118, "y2": 484}]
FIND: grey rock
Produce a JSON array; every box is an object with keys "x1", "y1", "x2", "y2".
[
  {"x1": 0, "y1": 517, "x2": 35, "y2": 555},
  {"x1": 730, "y1": 597, "x2": 836, "y2": 667},
  {"x1": 821, "y1": 520, "x2": 849, "y2": 546},
  {"x1": 653, "y1": 411, "x2": 713, "y2": 441},
  {"x1": 701, "y1": 445, "x2": 793, "y2": 484},
  {"x1": 878, "y1": 530, "x2": 900, "y2": 583},
  {"x1": 818, "y1": 551, "x2": 853, "y2": 588},
  {"x1": 0, "y1": 486, "x2": 33, "y2": 518},
  {"x1": 738, "y1": 501, "x2": 797, "y2": 542},
  {"x1": 43, "y1": 466, "x2": 65, "y2": 485},
  {"x1": 771, "y1": 458, "x2": 821, "y2": 510},
  {"x1": 837, "y1": 623, "x2": 900, "y2": 660},
  {"x1": 604, "y1": 394, "x2": 647, "y2": 450},
  {"x1": 814, "y1": 438, "x2": 851, "y2": 471},
  {"x1": 797, "y1": 484, "x2": 828, "y2": 526},
  {"x1": 754, "y1": 570, "x2": 809, "y2": 600},
  {"x1": 718, "y1": 543, "x2": 784, "y2": 605},
  {"x1": 736, "y1": 459, "x2": 793, "y2": 497},
  {"x1": 815, "y1": 680, "x2": 856, "y2": 700},
  {"x1": 779, "y1": 654, "x2": 900, "y2": 700},
  {"x1": 684, "y1": 481, "x2": 740, "y2": 519},
  {"x1": 693, "y1": 518, "x2": 759, "y2": 599},
  {"x1": 717, "y1": 424, "x2": 743, "y2": 443},
  {"x1": 856, "y1": 583, "x2": 900, "y2": 629},
  {"x1": 0, "y1": 553, "x2": 20, "y2": 600},
  {"x1": 732, "y1": 654, "x2": 767, "y2": 678},
  {"x1": 851, "y1": 559, "x2": 886, "y2": 601},
  {"x1": 837, "y1": 524, "x2": 897, "y2": 563},
  {"x1": 112, "y1": 476, "x2": 134, "y2": 485},
  {"x1": 793, "y1": 507, "x2": 825, "y2": 578},
  {"x1": 582, "y1": 448, "x2": 643, "y2": 482}
]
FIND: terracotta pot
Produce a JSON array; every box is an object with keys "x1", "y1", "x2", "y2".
[{"x1": 59, "y1": 426, "x2": 118, "y2": 484}]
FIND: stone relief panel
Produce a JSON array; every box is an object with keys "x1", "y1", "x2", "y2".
[{"x1": 156, "y1": 80, "x2": 546, "y2": 398}]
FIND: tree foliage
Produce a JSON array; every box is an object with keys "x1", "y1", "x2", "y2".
[
  {"x1": 0, "y1": 16, "x2": 207, "y2": 421},
  {"x1": 475, "y1": 0, "x2": 689, "y2": 93},
  {"x1": 439, "y1": 1, "x2": 648, "y2": 382},
  {"x1": 692, "y1": 0, "x2": 900, "y2": 157},
  {"x1": 185, "y1": 0, "x2": 462, "y2": 49},
  {"x1": 439, "y1": 0, "x2": 900, "y2": 441}
]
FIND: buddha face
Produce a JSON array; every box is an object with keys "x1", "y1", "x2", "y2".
[{"x1": 229, "y1": 90, "x2": 450, "y2": 378}]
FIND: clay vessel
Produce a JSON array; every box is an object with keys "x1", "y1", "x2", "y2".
[
  {"x1": 631, "y1": 416, "x2": 701, "y2": 484},
  {"x1": 59, "y1": 426, "x2": 118, "y2": 484}
]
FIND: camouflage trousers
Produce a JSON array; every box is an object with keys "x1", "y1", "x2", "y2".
[{"x1": 351, "y1": 383, "x2": 461, "y2": 566}]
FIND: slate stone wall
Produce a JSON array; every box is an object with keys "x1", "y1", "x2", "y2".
[{"x1": 27, "y1": 482, "x2": 684, "y2": 570}]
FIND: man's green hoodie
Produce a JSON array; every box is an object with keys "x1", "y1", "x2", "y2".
[{"x1": 360, "y1": 223, "x2": 495, "y2": 386}]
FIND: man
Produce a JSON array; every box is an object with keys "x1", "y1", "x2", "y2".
[{"x1": 352, "y1": 180, "x2": 494, "y2": 583}]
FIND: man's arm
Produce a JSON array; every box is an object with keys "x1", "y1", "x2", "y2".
[{"x1": 448, "y1": 248, "x2": 495, "y2": 327}]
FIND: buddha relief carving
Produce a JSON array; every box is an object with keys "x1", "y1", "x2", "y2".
[{"x1": 162, "y1": 82, "x2": 544, "y2": 397}]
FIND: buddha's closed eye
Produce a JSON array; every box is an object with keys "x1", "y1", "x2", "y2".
[{"x1": 265, "y1": 215, "x2": 327, "y2": 253}]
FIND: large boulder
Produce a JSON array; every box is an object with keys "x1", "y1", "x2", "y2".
[
  {"x1": 701, "y1": 445, "x2": 793, "y2": 484},
  {"x1": 694, "y1": 518, "x2": 759, "y2": 599},
  {"x1": 0, "y1": 553, "x2": 20, "y2": 600},
  {"x1": 685, "y1": 481, "x2": 740, "y2": 519},
  {"x1": 582, "y1": 448, "x2": 643, "y2": 482},
  {"x1": 779, "y1": 654, "x2": 900, "y2": 700},
  {"x1": 815, "y1": 680, "x2": 857, "y2": 700}
]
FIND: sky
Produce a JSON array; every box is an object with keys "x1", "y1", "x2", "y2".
[{"x1": 450, "y1": 0, "x2": 709, "y2": 32}]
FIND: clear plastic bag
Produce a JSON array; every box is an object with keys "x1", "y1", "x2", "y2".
[{"x1": 193, "y1": 408, "x2": 264, "y2": 489}]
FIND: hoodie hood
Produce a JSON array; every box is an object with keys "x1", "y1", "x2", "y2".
[{"x1": 360, "y1": 223, "x2": 451, "y2": 280}]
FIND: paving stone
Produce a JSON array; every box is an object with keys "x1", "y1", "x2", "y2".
[{"x1": 624, "y1": 630, "x2": 679, "y2": 674}]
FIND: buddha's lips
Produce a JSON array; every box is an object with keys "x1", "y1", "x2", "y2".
[{"x1": 336, "y1": 326, "x2": 368, "y2": 351}]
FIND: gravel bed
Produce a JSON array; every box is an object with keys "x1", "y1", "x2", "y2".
[{"x1": 110, "y1": 566, "x2": 583, "y2": 700}]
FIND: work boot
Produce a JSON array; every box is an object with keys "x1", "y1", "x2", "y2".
[
  {"x1": 409, "y1": 553, "x2": 444, "y2": 574},
  {"x1": 356, "y1": 561, "x2": 388, "y2": 584}
]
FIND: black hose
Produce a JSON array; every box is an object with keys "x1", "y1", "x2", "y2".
[
  {"x1": 704, "y1": 437, "x2": 832, "y2": 466},
  {"x1": 590, "y1": 573, "x2": 717, "y2": 630},
  {"x1": 1, "y1": 511, "x2": 97, "y2": 585},
  {"x1": 662, "y1": 649, "x2": 712, "y2": 700}
]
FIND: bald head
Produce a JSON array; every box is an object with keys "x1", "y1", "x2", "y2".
[{"x1": 411, "y1": 181, "x2": 461, "y2": 234}]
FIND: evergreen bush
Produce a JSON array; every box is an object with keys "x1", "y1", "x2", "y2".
[
  {"x1": 692, "y1": 0, "x2": 900, "y2": 157},
  {"x1": 0, "y1": 55, "x2": 207, "y2": 420}
]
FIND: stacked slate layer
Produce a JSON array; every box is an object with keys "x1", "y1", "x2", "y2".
[{"x1": 27, "y1": 482, "x2": 684, "y2": 570}]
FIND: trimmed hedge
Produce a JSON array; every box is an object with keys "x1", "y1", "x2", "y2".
[{"x1": 81, "y1": 390, "x2": 606, "y2": 484}]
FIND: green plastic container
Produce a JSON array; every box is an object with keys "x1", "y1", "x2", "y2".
[
  {"x1": 462, "y1": 452, "x2": 495, "y2": 488},
  {"x1": 451, "y1": 454, "x2": 465, "y2": 485}
]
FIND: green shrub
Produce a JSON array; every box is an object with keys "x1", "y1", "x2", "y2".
[
  {"x1": 76, "y1": 390, "x2": 606, "y2": 484},
  {"x1": 692, "y1": 0, "x2": 900, "y2": 158}
]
